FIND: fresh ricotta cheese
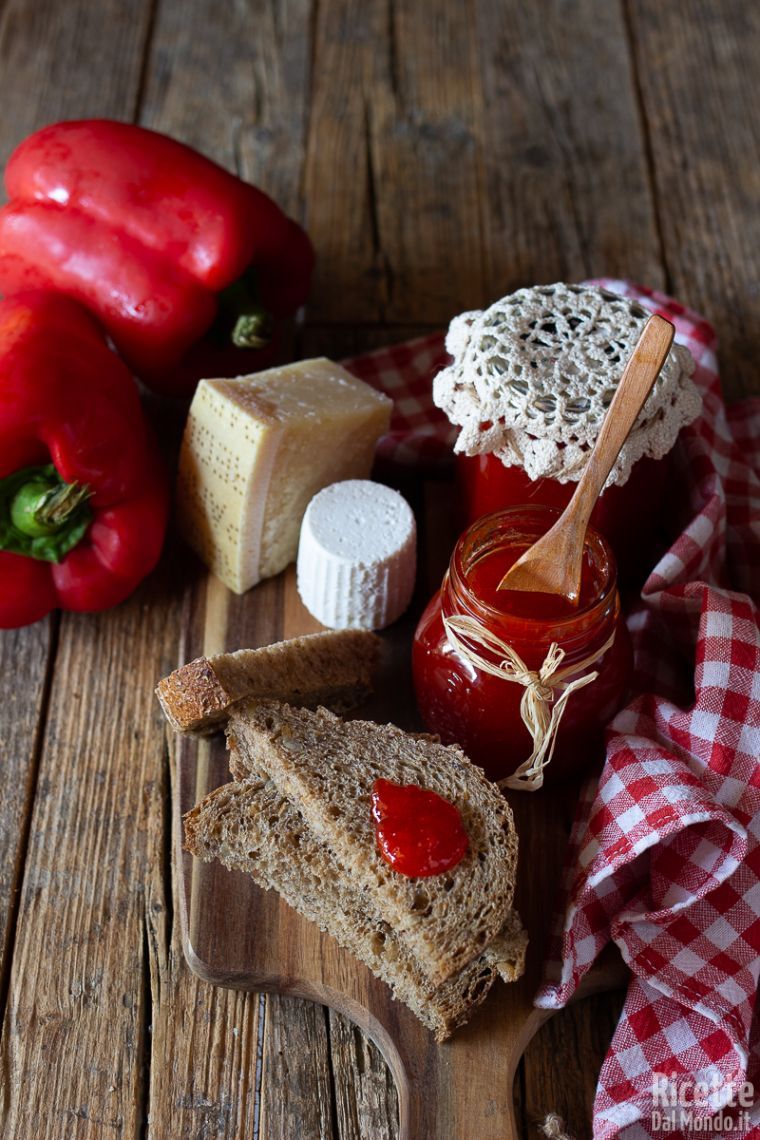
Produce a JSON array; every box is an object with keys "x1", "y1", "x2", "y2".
[
  {"x1": 176, "y1": 359, "x2": 392, "y2": 593},
  {"x1": 297, "y1": 480, "x2": 416, "y2": 630}
]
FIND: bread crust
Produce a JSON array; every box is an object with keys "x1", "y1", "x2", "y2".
[
  {"x1": 156, "y1": 629, "x2": 380, "y2": 734},
  {"x1": 184, "y1": 768, "x2": 527, "y2": 1040},
  {"x1": 227, "y1": 701, "x2": 519, "y2": 987}
]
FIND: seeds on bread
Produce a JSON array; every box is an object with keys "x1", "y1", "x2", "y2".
[
  {"x1": 226, "y1": 701, "x2": 519, "y2": 987},
  {"x1": 183, "y1": 766, "x2": 527, "y2": 1041}
]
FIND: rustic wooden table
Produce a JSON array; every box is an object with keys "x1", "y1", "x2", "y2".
[{"x1": 0, "y1": 2, "x2": 757, "y2": 1137}]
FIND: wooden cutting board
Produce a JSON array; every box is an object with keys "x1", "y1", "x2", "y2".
[{"x1": 170, "y1": 481, "x2": 627, "y2": 1139}]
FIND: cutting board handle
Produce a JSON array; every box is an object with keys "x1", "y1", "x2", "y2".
[{"x1": 365, "y1": 1002, "x2": 553, "y2": 1140}]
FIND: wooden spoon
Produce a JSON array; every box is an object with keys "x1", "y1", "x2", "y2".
[{"x1": 496, "y1": 313, "x2": 675, "y2": 600}]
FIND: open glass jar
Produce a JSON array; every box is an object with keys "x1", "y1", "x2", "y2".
[{"x1": 412, "y1": 506, "x2": 633, "y2": 788}]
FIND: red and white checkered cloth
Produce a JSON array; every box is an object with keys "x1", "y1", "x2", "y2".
[
  {"x1": 345, "y1": 281, "x2": 760, "y2": 1138},
  {"x1": 344, "y1": 333, "x2": 454, "y2": 470}
]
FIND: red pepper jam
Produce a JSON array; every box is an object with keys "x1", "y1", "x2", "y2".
[
  {"x1": 466, "y1": 538, "x2": 602, "y2": 621},
  {"x1": 412, "y1": 506, "x2": 633, "y2": 784},
  {"x1": 371, "y1": 778, "x2": 469, "y2": 878},
  {"x1": 456, "y1": 452, "x2": 672, "y2": 592}
]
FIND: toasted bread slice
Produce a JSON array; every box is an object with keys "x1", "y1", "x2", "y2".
[
  {"x1": 226, "y1": 701, "x2": 519, "y2": 987},
  {"x1": 184, "y1": 771, "x2": 527, "y2": 1040},
  {"x1": 157, "y1": 629, "x2": 380, "y2": 734}
]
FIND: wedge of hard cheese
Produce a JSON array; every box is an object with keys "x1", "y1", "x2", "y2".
[
  {"x1": 176, "y1": 359, "x2": 392, "y2": 593},
  {"x1": 156, "y1": 629, "x2": 380, "y2": 734}
]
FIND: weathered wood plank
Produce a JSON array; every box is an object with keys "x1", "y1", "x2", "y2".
[
  {"x1": 145, "y1": 566, "x2": 265, "y2": 1140},
  {"x1": 521, "y1": 990, "x2": 627, "y2": 1140},
  {"x1": 0, "y1": 0, "x2": 156, "y2": 1023},
  {"x1": 475, "y1": 0, "x2": 665, "y2": 294},
  {"x1": 0, "y1": 0, "x2": 155, "y2": 172},
  {"x1": 147, "y1": 913, "x2": 264, "y2": 1139},
  {"x1": 328, "y1": 1009, "x2": 399, "y2": 1140},
  {"x1": 0, "y1": 623, "x2": 54, "y2": 1000},
  {"x1": 368, "y1": 0, "x2": 490, "y2": 324},
  {"x1": 259, "y1": 995, "x2": 336, "y2": 1139},
  {"x1": 301, "y1": 323, "x2": 440, "y2": 363},
  {"x1": 626, "y1": 0, "x2": 760, "y2": 401},
  {"x1": 140, "y1": 0, "x2": 312, "y2": 217},
  {"x1": 304, "y1": 0, "x2": 390, "y2": 323},
  {"x1": 0, "y1": 570, "x2": 183, "y2": 1137},
  {"x1": 0, "y1": 4, "x2": 159, "y2": 1136}
]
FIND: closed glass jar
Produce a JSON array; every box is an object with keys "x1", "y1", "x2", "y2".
[
  {"x1": 433, "y1": 283, "x2": 701, "y2": 592},
  {"x1": 456, "y1": 451, "x2": 671, "y2": 589},
  {"x1": 412, "y1": 506, "x2": 633, "y2": 785}
]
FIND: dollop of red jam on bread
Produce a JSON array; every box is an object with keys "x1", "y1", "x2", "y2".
[{"x1": 370, "y1": 778, "x2": 469, "y2": 878}]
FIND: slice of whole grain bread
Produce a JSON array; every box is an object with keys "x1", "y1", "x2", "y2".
[
  {"x1": 226, "y1": 701, "x2": 519, "y2": 987},
  {"x1": 183, "y1": 770, "x2": 527, "y2": 1041},
  {"x1": 156, "y1": 629, "x2": 380, "y2": 734}
]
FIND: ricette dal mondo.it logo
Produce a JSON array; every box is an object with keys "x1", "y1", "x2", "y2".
[{"x1": 651, "y1": 1072, "x2": 754, "y2": 1133}]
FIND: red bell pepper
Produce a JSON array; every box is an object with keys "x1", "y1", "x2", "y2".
[
  {"x1": 0, "y1": 120, "x2": 314, "y2": 396},
  {"x1": 0, "y1": 292, "x2": 168, "y2": 628}
]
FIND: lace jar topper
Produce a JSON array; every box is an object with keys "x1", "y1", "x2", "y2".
[{"x1": 435, "y1": 285, "x2": 702, "y2": 584}]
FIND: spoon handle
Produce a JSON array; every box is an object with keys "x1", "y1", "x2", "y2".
[{"x1": 569, "y1": 314, "x2": 675, "y2": 534}]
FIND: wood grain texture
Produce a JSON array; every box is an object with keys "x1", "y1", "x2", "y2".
[
  {"x1": 0, "y1": 3, "x2": 161, "y2": 1137},
  {"x1": 370, "y1": 1, "x2": 490, "y2": 324},
  {"x1": 626, "y1": 0, "x2": 760, "y2": 400},
  {"x1": 0, "y1": 0, "x2": 156, "y2": 721},
  {"x1": 148, "y1": 951, "x2": 264, "y2": 1139},
  {"x1": 0, "y1": 623, "x2": 54, "y2": 1000},
  {"x1": 0, "y1": 571, "x2": 182, "y2": 1138},
  {"x1": 141, "y1": 0, "x2": 313, "y2": 216},
  {"x1": 0, "y1": 0, "x2": 155, "y2": 173},
  {"x1": 520, "y1": 989, "x2": 627, "y2": 1140},
  {"x1": 260, "y1": 994, "x2": 335, "y2": 1139},
  {"x1": 144, "y1": 552, "x2": 269, "y2": 1140},
  {"x1": 138, "y1": 7, "x2": 339, "y2": 1138},
  {"x1": 475, "y1": 0, "x2": 666, "y2": 295},
  {"x1": 328, "y1": 1008, "x2": 399, "y2": 1140},
  {"x1": 304, "y1": 0, "x2": 389, "y2": 324}
]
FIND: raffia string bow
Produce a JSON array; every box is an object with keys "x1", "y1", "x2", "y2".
[{"x1": 442, "y1": 614, "x2": 616, "y2": 791}]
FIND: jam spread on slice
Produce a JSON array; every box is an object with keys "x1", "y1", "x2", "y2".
[{"x1": 370, "y1": 778, "x2": 469, "y2": 878}]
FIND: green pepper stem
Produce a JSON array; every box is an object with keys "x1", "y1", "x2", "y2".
[
  {"x1": 13, "y1": 479, "x2": 90, "y2": 535},
  {"x1": 0, "y1": 464, "x2": 92, "y2": 563},
  {"x1": 231, "y1": 308, "x2": 275, "y2": 349},
  {"x1": 215, "y1": 270, "x2": 274, "y2": 350}
]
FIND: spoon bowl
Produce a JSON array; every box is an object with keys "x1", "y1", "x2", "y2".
[{"x1": 496, "y1": 314, "x2": 675, "y2": 601}]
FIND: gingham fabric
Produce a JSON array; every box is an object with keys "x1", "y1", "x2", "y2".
[
  {"x1": 344, "y1": 281, "x2": 760, "y2": 1139},
  {"x1": 343, "y1": 333, "x2": 454, "y2": 469}
]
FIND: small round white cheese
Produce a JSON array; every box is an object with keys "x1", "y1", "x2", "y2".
[{"x1": 297, "y1": 481, "x2": 417, "y2": 630}]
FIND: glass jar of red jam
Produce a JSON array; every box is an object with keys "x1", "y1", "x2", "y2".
[
  {"x1": 412, "y1": 506, "x2": 633, "y2": 785},
  {"x1": 456, "y1": 451, "x2": 672, "y2": 592}
]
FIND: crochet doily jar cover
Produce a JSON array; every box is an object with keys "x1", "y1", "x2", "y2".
[{"x1": 434, "y1": 283, "x2": 701, "y2": 586}]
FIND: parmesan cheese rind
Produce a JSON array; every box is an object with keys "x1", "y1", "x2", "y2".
[{"x1": 176, "y1": 359, "x2": 392, "y2": 593}]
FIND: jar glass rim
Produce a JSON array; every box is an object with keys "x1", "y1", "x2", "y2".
[{"x1": 450, "y1": 504, "x2": 618, "y2": 633}]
